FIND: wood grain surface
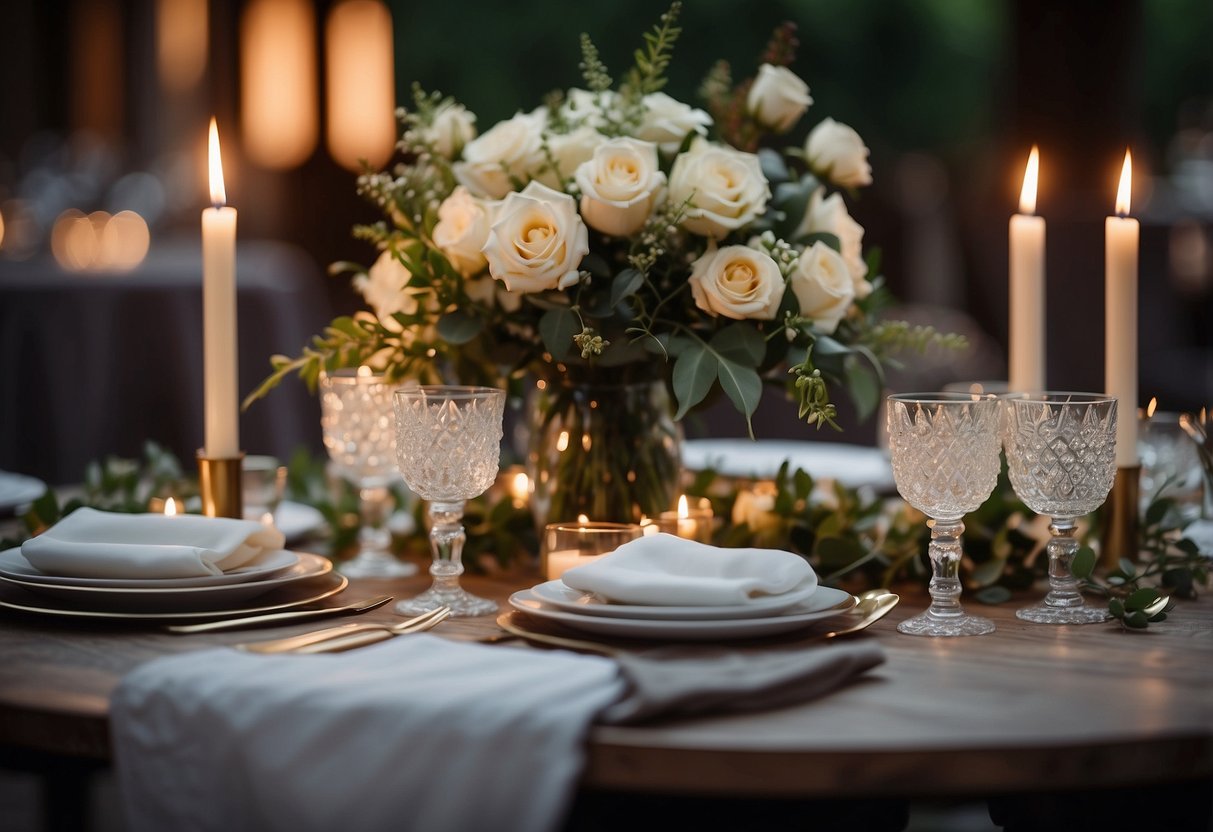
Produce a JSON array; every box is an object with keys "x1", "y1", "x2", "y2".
[{"x1": 0, "y1": 572, "x2": 1209, "y2": 798}]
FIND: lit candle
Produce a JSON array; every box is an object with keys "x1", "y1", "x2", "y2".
[
  {"x1": 1106, "y1": 150, "x2": 1138, "y2": 467},
  {"x1": 202, "y1": 118, "x2": 240, "y2": 459},
  {"x1": 164, "y1": 497, "x2": 179, "y2": 517},
  {"x1": 544, "y1": 549, "x2": 607, "y2": 580},
  {"x1": 509, "y1": 471, "x2": 530, "y2": 509},
  {"x1": 658, "y1": 495, "x2": 714, "y2": 543},
  {"x1": 1009, "y1": 145, "x2": 1045, "y2": 392}
]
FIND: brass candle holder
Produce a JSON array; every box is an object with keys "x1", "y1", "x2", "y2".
[
  {"x1": 197, "y1": 451, "x2": 244, "y2": 519},
  {"x1": 1099, "y1": 465, "x2": 1140, "y2": 570}
]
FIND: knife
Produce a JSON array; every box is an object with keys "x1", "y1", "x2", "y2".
[{"x1": 165, "y1": 594, "x2": 394, "y2": 634}]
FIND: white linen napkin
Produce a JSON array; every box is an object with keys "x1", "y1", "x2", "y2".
[
  {"x1": 110, "y1": 635, "x2": 884, "y2": 832},
  {"x1": 561, "y1": 533, "x2": 817, "y2": 606},
  {"x1": 20, "y1": 507, "x2": 286, "y2": 579}
]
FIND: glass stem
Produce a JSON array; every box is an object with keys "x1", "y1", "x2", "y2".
[
  {"x1": 357, "y1": 486, "x2": 392, "y2": 556},
  {"x1": 926, "y1": 518, "x2": 965, "y2": 620},
  {"x1": 1044, "y1": 517, "x2": 1084, "y2": 609},
  {"x1": 427, "y1": 501, "x2": 466, "y2": 593}
]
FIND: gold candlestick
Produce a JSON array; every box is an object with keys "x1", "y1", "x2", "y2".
[
  {"x1": 1100, "y1": 465, "x2": 1140, "y2": 570},
  {"x1": 197, "y1": 451, "x2": 244, "y2": 519}
]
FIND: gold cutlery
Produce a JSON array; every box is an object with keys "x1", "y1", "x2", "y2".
[
  {"x1": 166, "y1": 594, "x2": 395, "y2": 634},
  {"x1": 236, "y1": 605, "x2": 451, "y2": 654}
]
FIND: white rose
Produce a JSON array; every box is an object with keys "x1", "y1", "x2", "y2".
[
  {"x1": 532, "y1": 126, "x2": 606, "y2": 190},
  {"x1": 636, "y1": 92, "x2": 712, "y2": 154},
  {"x1": 422, "y1": 102, "x2": 477, "y2": 159},
  {"x1": 805, "y1": 118, "x2": 873, "y2": 188},
  {"x1": 789, "y1": 241, "x2": 855, "y2": 333},
  {"x1": 482, "y1": 181, "x2": 589, "y2": 293},
  {"x1": 574, "y1": 138, "x2": 666, "y2": 237},
  {"x1": 688, "y1": 245, "x2": 783, "y2": 320},
  {"x1": 795, "y1": 188, "x2": 871, "y2": 297},
  {"x1": 668, "y1": 138, "x2": 770, "y2": 239},
  {"x1": 560, "y1": 88, "x2": 619, "y2": 130},
  {"x1": 433, "y1": 186, "x2": 496, "y2": 277},
  {"x1": 465, "y1": 274, "x2": 522, "y2": 313},
  {"x1": 746, "y1": 64, "x2": 812, "y2": 133},
  {"x1": 453, "y1": 112, "x2": 544, "y2": 199},
  {"x1": 354, "y1": 250, "x2": 430, "y2": 343}
]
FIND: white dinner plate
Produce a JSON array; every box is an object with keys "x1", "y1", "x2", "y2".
[
  {"x1": 509, "y1": 586, "x2": 856, "y2": 641},
  {"x1": 529, "y1": 578, "x2": 821, "y2": 621},
  {"x1": 0, "y1": 471, "x2": 46, "y2": 512},
  {"x1": 0, "y1": 552, "x2": 332, "y2": 611},
  {"x1": 245, "y1": 501, "x2": 326, "y2": 543},
  {"x1": 681, "y1": 439, "x2": 894, "y2": 491},
  {"x1": 0, "y1": 571, "x2": 348, "y2": 623},
  {"x1": 0, "y1": 547, "x2": 299, "y2": 589}
]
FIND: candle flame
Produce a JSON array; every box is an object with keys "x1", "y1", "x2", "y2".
[
  {"x1": 577, "y1": 514, "x2": 589, "y2": 525},
  {"x1": 1115, "y1": 150, "x2": 1132, "y2": 216},
  {"x1": 208, "y1": 117, "x2": 227, "y2": 206},
  {"x1": 1146, "y1": 397, "x2": 1157, "y2": 418},
  {"x1": 510, "y1": 472, "x2": 530, "y2": 501},
  {"x1": 164, "y1": 497, "x2": 179, "y2": 516},
  {"x1": 678, "y1": 494, "x2": 689, "y2": 519},
  {"x1": 1019, "y1": 145, "x2": 1039, "y2": 215}
]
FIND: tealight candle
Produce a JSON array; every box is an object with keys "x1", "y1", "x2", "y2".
[
  {"x1": 657, "y1": 495, "x2": 714, "y2": 543},
  {"x1": 541, "y1": 521, "x2": 642, "y2": 581}
]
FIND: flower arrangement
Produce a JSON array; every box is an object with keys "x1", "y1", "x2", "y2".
[{"x1": 251, "y1": 4, "x2": 957, "y2": 425}]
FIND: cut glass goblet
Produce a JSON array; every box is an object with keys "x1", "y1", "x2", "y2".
[
  {"x1": 394, "y1": 385, "x2": 505, "y2": 617},
  {"x1": 1003, "y1": 393, "x2": 1117, "y2": 624},
  {"x1": 887, "y1": 393, "x2": 1002, "y2": 637}
]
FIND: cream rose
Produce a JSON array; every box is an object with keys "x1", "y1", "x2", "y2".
[
  {"x1": 354, "y1": 250, "x2": 431, "y2": 343},
  {"x1": 482, "y1": 181, "x2": 589, "y2": 293},
  {"x1": 805, "y1": 118, "x2": 873, "y2": 188},
  {"x1": 453, "y1": 112, "x2": 544, "y2": 199},
  {"x1": 688, "y1": 245, "x2": 783, "y2": 320},
  {"x1": 746, "y1": 64, "x2": 812, "y2": 133},
  {"x1": 532, "y1": 126, "x2": 606, "y2": 190},
  {"x1": 668, "y1": 138, "x2": 770, "y2": 239},
  {"x1": 433, "y1": 187, "x2": 496, "y2": 277},
  {"x1": 636, "y1": 92, "x2": 712, "y2": 153},
  {"x1": 788, "y1": 241, "x2": 855, "y2": 333},
  {"x1": 574, "y1": 138, "x2": 666, "y2": 237},
  {"x1": 795, "y1": 188, "x2": 870, "y2": 297},
  {"x1": 422, "y1": 102, "x2": 477, "y2": 159},
  {"x1": 465, "y1": 274, "x2": 522, "y2": 313}
]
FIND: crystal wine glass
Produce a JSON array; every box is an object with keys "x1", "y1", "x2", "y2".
[
  {"x1": 887, "y1": 392, "x2": 1002, "y2": 637},
  {"x1": 1003, "y1": 393, "x2": 1117, "y2": 624},
  {"x1": 319, "y1": 370, "x2": 417, "y2": 579},
  {"x1": 394, "y1": 385, "x2": 505, "y2": 616}
]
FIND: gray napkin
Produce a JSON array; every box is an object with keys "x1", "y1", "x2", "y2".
[{"x1": 599, "y1": 641, "x2": 885, "y2": 724}]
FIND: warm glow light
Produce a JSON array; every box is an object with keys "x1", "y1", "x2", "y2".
[
  {"x1": 510, "y1": 472, "x2": 530, "y2": 503},
  {"x1": 677, "y1": 494, "x2": 690, "y2": 519},
  {"x1": 71, "y1": 0, "x2": 123, "y2": 139},
  {"x1": 156, "y1": 0, "x2": 208, "y2": 92},
  {"x1": 577, "y1": 514, "x2": 590, "y2": 525},
  {"x1": 325, "y1": 0, "x2": 396, "y2": 171},
  {"x1": 356, "y1": 364, "x2": 373, "y2": 377},
  {"x1": 0, "y1": 210, "x2": 6, "y2": 250},
  {"x1": 241, "y1": 0, "x2": 318, "y2": 169},
  {"x1": 1146, "y1": 397, "x2": 1158, "y2": 418},
  {"x1": 100, "y1": 210, "x2": 151, "y2": 270},
  {"x1": 1115, "y1": 150, "x2": 1132, "y2": 216},
  {"x1": 164, "y1": 497, "x2": 179, "y2": 517},
  {"x1": 52, "y1": 209, "x2": 151, "y2": 272},
  {"x1": 208, "y1": 118, "x2": 227, "y2": 206},
  {"x1": 1018, "y1": 145, "x2": 1039, "y2": 215}
]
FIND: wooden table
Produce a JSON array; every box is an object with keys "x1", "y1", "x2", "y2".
[{"x1": 1, "y1": 573, "x2": 1210, "y2": 804}]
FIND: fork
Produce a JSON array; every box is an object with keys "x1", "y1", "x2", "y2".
[{"x1": 238, "y1": 606, "x2": 452, "y2": 654}]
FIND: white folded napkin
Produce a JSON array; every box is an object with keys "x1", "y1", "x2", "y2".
[
  {"x1": 561, "y1": 533, "x2": 817, "y2": 606},
  {"x1": 110, "y1": 634, "x2": 884, "y2": 832},
  {"x1": 21, "y1": 507, "x2": 286, "y2": 579}
]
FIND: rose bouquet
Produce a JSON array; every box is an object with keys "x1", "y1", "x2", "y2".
[{"x1": 250, "y1": 4, "x2": 961, "y2": 525}]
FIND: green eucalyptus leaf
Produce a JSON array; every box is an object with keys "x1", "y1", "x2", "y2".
[
  {"x1": 1125, "y1": 587, "x2": 1160, "y2": 612},
  {"x1": 843, "y1": 354, "x2": 881, "y2": 421},
  {"x1": 581, "y1": 253, "x2": 612, "y2": 279},
  {"x1": 758, "y1": 148, "x2": 790, "y2": 185},
  {"x1": 1071, "y1": 546, "x2": 1096, "y2": 579},
  {"x1": 793, "y1": 469, "x2": 813, "y2": 500},
  {"x1": 609, "y1": 268, "x2": 645, "y2": 308},
  {"x1": 538, "y1": 307, "x2": 580, "y2": 360},
  {"x1": 1118, "y1": 558, "x2": 1137, "y2": 578},
  {"x1": 436, "y1": 311, "x2": 483, "y2": 345},
  {"x1": 1124, "y1": 611, "x2": 1149, "y2": 629},
  {"x1": 813, "y1": 334, "x2": 851, "y2": 356},
  {"x1": 710, "y1": 323, "x2": 765, "y2": 366},
  {"x1": 1145, "y1": 498, "x2": 1171, "y2": 526},
  {"x1": 672, "y1": 344, "x2": 718, "y2": 421},
  {"x1": 1175, "y1": 538, "x2": 1200, "y2": 557},
  {"x1": 1108, "y1": 598, "x2": 1125, "y2": 618},
  {"x1": 716, "y1": 357, "x2": 762, "y2": 437}
]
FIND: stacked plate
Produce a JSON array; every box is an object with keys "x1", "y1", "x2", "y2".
[
  {"x1": 0, "y1": 547, "x2": 346, "y2": 622},
  {"x1": 509, "y1": 579, "x2": 857, "y2": 641}
]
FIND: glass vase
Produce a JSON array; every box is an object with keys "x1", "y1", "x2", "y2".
[{"x1": 527, "y1": 377, "x2": 681, "y2": 528}]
